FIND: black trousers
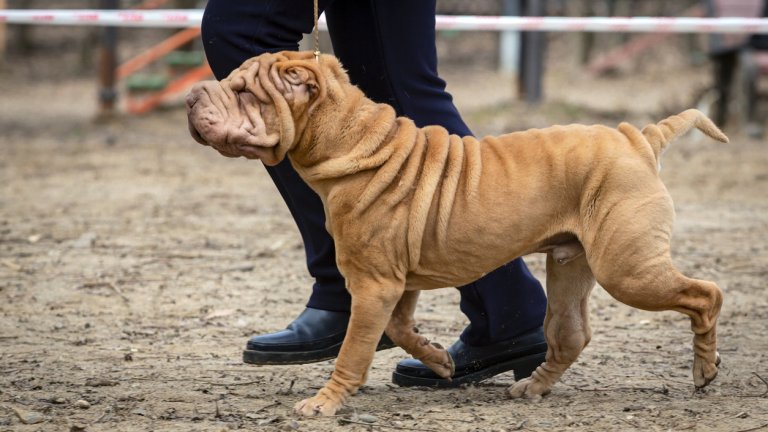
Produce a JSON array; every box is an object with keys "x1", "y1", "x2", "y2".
[{"x1": 201, "y1": 0, "x2": 547, "y2": 345}]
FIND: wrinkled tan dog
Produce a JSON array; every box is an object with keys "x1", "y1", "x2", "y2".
[{"x1": 186, "y1": 51, "x2": 726, "y2": 416}]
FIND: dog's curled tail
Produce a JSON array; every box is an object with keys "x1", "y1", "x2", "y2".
[{"x1": 641, "y1": 109, "x2": 729, "y2": 160}]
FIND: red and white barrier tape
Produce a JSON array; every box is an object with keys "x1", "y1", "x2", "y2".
[
  {"x1": 0, "y1": 9, "x2": 203, "y2": 28},
  {"x1": 0, "y1": 9, "x2": 767, "y2": 33}
]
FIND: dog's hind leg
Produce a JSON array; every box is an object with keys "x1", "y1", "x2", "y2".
[
  {"x1": 595, "y1": 261, "x2": 722, "y2": 388},
  {"x1": 584, "y1": 191, "x2": 722, "y2": 389},
  {"x1": 385, "y1": 290, "x2": 455, "y2": 379},
  {"x1": 508, "y1": 253, "x2": 595, "y2": 399}
]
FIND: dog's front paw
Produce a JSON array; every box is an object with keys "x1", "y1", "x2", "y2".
[
  {"x1": 507, "y1": 377, "x2": 551, "y2": 400},
  {"x1": 294, "y1": 394, "x2": 343, "y2": 417}
]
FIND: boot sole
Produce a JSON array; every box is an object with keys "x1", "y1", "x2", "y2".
[
  {"x1": 243, "y1": 337, "x2": 397, "y2": 365},
  {"x1": 391, "y1": 351, "x2": 546, "y2": 388}
]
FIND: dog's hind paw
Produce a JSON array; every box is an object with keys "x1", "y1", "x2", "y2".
[{"x1": 693, "y1": 352, "x2": 720, "y2": 389}]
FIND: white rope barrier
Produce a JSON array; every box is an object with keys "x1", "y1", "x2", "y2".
[
  {"x1": 437, "y1": 16, "x2": 768, "y2": 33},
  {"x1": 0, "y1": 9, "x2": 767, "y2": 33}
]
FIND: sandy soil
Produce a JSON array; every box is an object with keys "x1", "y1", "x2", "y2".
[{"x1": 1, "y1": 36, "x2": 768, "y2": 432}]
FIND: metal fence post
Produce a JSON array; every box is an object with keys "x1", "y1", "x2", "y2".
[
  {"x1": 499, "y1": 0, "x2": 521, "y2": 75},
  {"x1": 520, "y1": 0, "x2": 546, "y2": 104}
]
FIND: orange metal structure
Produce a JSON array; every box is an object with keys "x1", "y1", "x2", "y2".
[
  {"x1": 118, "y1": 26, "x2": 212, "y2": 114},
  {"x1": 125, "y1": 63, "x2": 211, "y2": 114},
  {"x1": 117, "y1": 26, "x2": 203, "y2": 79}
]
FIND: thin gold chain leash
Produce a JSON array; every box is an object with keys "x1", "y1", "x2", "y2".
[{"x1": 313, "y1": 0, "x2": 321, "y2": 61}]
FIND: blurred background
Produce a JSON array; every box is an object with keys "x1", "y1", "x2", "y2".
[{"x1": 0, "y1": 0, "x2": 766, "y2": 134}]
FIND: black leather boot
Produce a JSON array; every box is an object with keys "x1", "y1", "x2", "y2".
[
  {"x1": 243, "y1": 308, "x2": 396, "y2": 365},
  {"x1": 392, "y1": 326, "x2": 547, "y2": 388}
]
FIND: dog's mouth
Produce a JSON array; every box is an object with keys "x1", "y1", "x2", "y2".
[
  {"x1": 186, "y1": 94, "x2": 208, "y2": 146},
  {"x1": 185, "y1": 85, "x2": 221, "y2": 147}
]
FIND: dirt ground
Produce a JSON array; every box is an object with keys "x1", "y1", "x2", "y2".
[{"x1": 1, "y1": 33, "x2": 768, "y2": 432}]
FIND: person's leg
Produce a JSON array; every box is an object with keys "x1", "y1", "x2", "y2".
[
  {"x1": 325, "y1": 0, "x2": 547, "y2": 386},
  {"x1": 201, "y1": 0, "x2": 393, "y2": 365}
]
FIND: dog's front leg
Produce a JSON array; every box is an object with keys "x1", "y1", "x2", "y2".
[
  {"x1": 385, "y1": 290, "x2": 455, "y2": 379},
  {"x1": 294, "y1": 276, "x2": 404, "y2": 416}
]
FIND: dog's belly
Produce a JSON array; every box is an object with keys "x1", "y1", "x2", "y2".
[
  {"x1": 403, "y1": 225, "x2": 557, "y2": 290},
  {"x1": 404, "y1": 266, "x2": 505, "y2": 291}
]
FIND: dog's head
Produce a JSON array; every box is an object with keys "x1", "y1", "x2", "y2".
[{"x1": 186, "y1": 51, "x2": 348, "y2": 165}]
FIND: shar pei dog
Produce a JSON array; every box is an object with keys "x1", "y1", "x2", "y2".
[{"x1": 186, "y1": 51, "x2": 726, "y2": 416}]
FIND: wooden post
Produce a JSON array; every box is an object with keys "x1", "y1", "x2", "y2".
[
  {"x1": 16, "y1": 0, "x2": 33, "y2": 55},
  {"x1": 578, "y1": 0, "x2": 595, "y2": 65},
  {"x1": 0, "y1": 0, "x2": 7, "y2": 60},
  {"x1": 98, "y1": 0, "x2": 119, "y2": 117}
]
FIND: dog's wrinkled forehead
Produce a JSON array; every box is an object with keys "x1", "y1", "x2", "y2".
[
  {"x1": 223, "y1": 52, "x2": 289, "y2": 104},
  {"x1": 223, "y1": 52, "x2": 346, "y2": 104}
]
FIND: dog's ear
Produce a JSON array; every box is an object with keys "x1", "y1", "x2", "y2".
[
  {"x1": 284, "y1": 66, "x2": 320, "y2": 100},
  {"x1": 270, "y1": 60, "x2": 325, "y2": 112}
]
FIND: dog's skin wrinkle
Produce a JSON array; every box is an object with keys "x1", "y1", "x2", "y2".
[
  {"x1": 584, "y1": 182, "x2": 602, "y2": 223},
  {"x1": 355, "y1": 120, "x2": 420, "y2": 215},
  {"x1": 186, "y1": 51, "x2": 728, "y2": 417},
  {"x1": 303, "y1": 89, "x2": 366, "y2": 164}
]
